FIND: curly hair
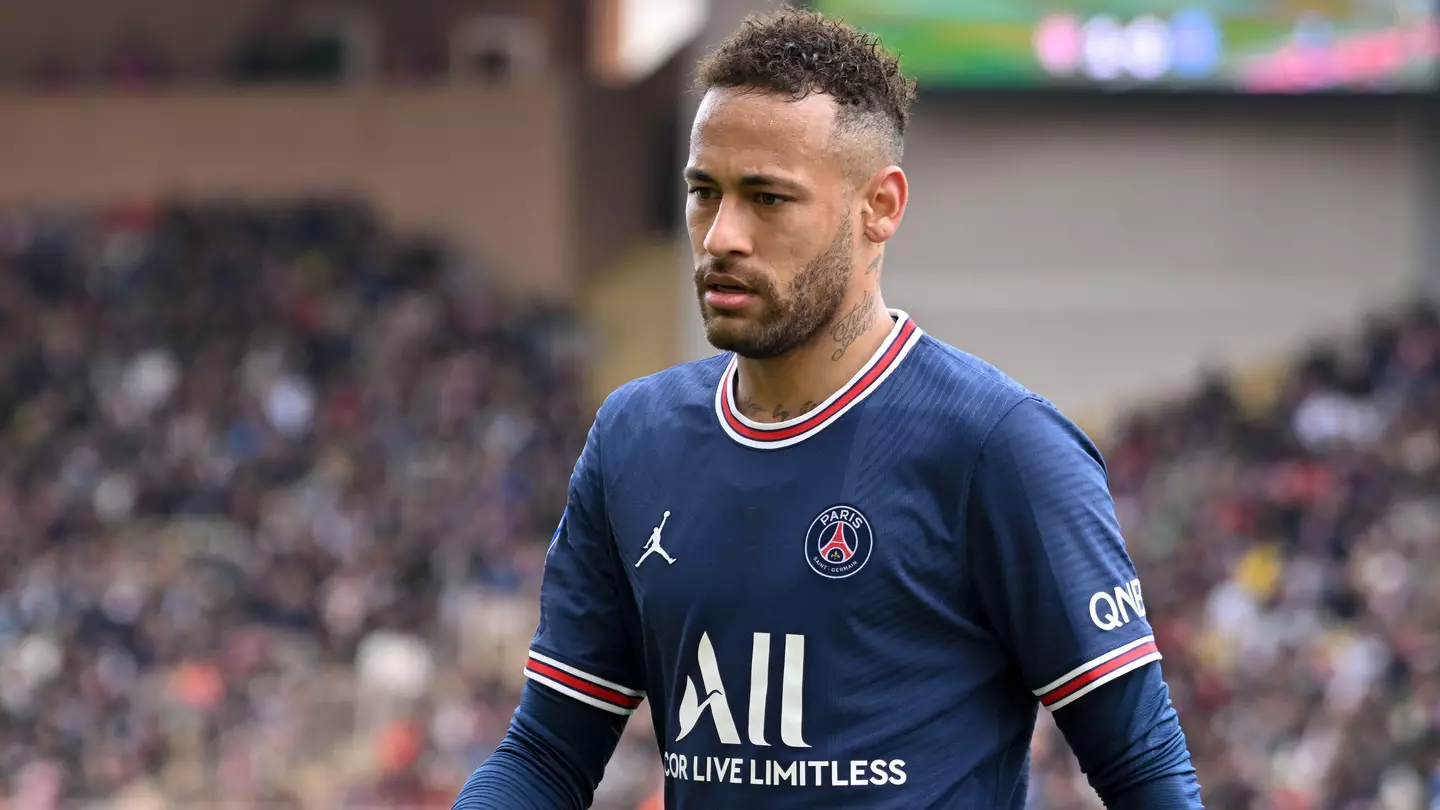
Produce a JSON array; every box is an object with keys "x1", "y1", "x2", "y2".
[{"x1": 695, "y1": 8, "x2": 917, "y2": 165}]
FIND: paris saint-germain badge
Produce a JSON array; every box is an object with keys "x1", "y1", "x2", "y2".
[{"x1": 805, "y1": 504, "x2": 874, "y2": 579}]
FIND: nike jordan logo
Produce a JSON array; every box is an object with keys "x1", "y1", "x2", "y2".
[{"x1": 636, "y1": 510, "x2": 677, "y2": 568}]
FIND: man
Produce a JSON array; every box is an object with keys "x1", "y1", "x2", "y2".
[{"x1": 452, "y1": 9, "x2": 1204, "y2": 809}]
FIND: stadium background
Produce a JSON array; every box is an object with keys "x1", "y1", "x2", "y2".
[{"x1": 0, "y1": 0, "x2": 1436, "y2": 808}]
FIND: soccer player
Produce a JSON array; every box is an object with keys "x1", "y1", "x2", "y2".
[{"x1": 452, "y1": 9, "x2": 1204, "y2": 810}]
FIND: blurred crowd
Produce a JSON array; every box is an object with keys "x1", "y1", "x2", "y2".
[
  {"x1": 2, "y1": 198, "x2": 1439, "y2": 810},
  {"x1": 0, "y1": 200, "x2": 661, "y2": 810},
  {"x1": 26, "y1": 28, "x2": 446, "y2": 91},
  {"x1": 20, "y1": 4, "x2": 523, "y2": 93},
  {"x1": 1030, "y1": 304, "x2": 1440, "y2": 809}
]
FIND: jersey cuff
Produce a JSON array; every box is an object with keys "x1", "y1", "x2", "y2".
[
  {"x1": 1032, "y1": 636, "x2": 1162, "y2": 711},
  {"x1": 524, "y1": 650, "x2": 645, "y2": 716}
]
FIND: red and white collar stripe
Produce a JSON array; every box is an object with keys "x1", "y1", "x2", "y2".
[{"x1": 715, "y1": 309, "x2": 923, "y2": 450}]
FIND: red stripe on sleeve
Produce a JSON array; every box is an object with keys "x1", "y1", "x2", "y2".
[
  {"x1": 525, "y1": 660, "x2": 644, "y2": 710},
  {"x1": 1040, "y1": 641, "x2": 1159, "y2": 707}
]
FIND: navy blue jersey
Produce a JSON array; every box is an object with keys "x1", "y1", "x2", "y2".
[{"x1": 471, "y1": 310, "x2": 1199, "y2": 809}]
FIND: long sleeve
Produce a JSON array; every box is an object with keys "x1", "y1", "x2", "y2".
[
  {"x1": 967, "y1": 397, "x2": 1203, "y2": 808},
  {"x1": 1054, "y1": 662, "x2": 1203, "y2": 808},
  {"x1": 452, "y1": 680, "x2": 630, "y2": 809},
  {"x1": 453, "y1": 417, "x2": 647, "y2": 809}
]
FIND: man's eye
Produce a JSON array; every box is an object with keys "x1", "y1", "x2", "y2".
[
  {"x1": 755, "y1": 193, "x2": 784, "y2": 206},
  {"x1": 688, "y1": 187, "x2": 717, "y2": 201}
]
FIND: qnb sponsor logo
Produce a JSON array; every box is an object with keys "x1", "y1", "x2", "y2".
[
  {"x1": 668, "y1": 631, "x2": 907, "y2": 788},
  {"x1": 1089, "y1": 578, "x2": 1147, "y2": 631}
]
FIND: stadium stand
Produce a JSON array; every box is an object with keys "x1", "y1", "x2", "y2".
[{"x1": 0, "y1": 199, "x2": 659, "y2": 810}]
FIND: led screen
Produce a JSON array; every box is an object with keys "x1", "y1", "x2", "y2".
[{"x1": 812, "y1": 0, "x2": 1439, "y2": 92}]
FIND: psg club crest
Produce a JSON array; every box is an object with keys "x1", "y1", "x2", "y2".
[{"x1": 804, "y1": 505, "x2": 874, "y2": 579}]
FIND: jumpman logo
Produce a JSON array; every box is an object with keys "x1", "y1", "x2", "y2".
[{"x1": 636, "y1": 511, "x2": 677, "y2": 568}]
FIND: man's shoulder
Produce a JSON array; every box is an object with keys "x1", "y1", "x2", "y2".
[
  {"x1": 594, "y1": 353, "x2": 730, "y2": 437},
  {"x1": 899, "y1": 333, "x2": 1045, "y2": 433},
  {"x1": 905, "y1": 334, "x2": 1101, "y2": 469}
]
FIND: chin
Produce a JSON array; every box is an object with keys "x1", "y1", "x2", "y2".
[
  {"x1": 702, "y1": 318, "x2": 748, "y2": 350},
  {"x1": 703, "y1": 321, "x2": 793, "y2": 360}
]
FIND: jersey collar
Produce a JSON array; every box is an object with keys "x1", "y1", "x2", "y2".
[{"x1": 714, "y1": 309, "x2": 923, "y2": 450}]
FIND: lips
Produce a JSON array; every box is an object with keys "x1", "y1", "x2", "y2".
[
  {"x1": 700, "y1": 271, "x2": 758, "y2": 313},
  {"x1": 703, "y1": 272, "x2": 753, "y2": 294}
]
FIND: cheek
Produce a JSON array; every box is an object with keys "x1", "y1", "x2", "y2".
[
  {"x1": 685, "y1": 205, "x2": 711, "y2": 245},
  {"x1": 771, "y1": 218, "x2": 826, "y2": 263}
]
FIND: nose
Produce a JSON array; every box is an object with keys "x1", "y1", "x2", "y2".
[{"x1": 701, "y1": 198, "x2": 753, "y2": 259}]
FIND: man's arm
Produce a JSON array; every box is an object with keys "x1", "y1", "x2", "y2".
[
  {"x1": 452, "y1": 682, "x2": 629, "y2": 809},
  {"x1": 1057, "y1": 661, "x2": 1201, "y2": 809},
  {"x1": 453, "y1": 419, "x2": 646, "y2": 810},
  {"x1": 967, "y1": 396, "x2": 1204, "y2": 808}
]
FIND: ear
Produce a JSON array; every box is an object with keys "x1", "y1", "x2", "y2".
[{"x1": 861, "y1": 166, "x2": 908, "y2": 245}]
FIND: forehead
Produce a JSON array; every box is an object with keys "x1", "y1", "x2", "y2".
[{"x1": 689, "y1": 88, "x2": 840, "y2": 179}]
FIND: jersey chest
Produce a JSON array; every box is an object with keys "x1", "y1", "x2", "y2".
[
  {"x1": 600, "y1": 425, "x2": 999, "y2": 797},
  {"x1": 618, "y1": 443, "x2": 852, "y2": 618},
  {"x1": 604, "y1": 428, "x2": 967, "y2": 682}
]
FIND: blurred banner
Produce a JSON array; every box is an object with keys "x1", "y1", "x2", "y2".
[{"x1": 811, "y1": 0, "x2": 1440, "y2": 93}]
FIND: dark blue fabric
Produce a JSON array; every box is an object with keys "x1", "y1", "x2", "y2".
[{"x1": 451, "y1": 683, "x2": 624, "y2": 810}]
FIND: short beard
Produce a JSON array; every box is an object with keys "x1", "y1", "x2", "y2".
[{"x1": 697, "y1": 218, "x2": 853, "y2": 360}]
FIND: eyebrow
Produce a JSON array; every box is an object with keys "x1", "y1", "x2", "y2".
[{"x1": 684, "y1": 168, "x2": 804, "y2": 192}]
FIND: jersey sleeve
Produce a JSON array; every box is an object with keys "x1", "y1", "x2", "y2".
[
  {"x1": 450, "y1": 420, "x2": 645, "y2": 810},
  {"x1": 525, "y1": 419, "x2": 647, "y2": 716},
  {"x1": 967, "y1": 397, "x2": 1162, "y2": 712}
]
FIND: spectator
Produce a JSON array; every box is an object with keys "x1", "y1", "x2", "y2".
[
  {"x1": 102, "y1": 29, "x2": 173, "y2": 89},
  {"x1": 27, "y1": 48, "x2": 80, "y2": 93}
]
